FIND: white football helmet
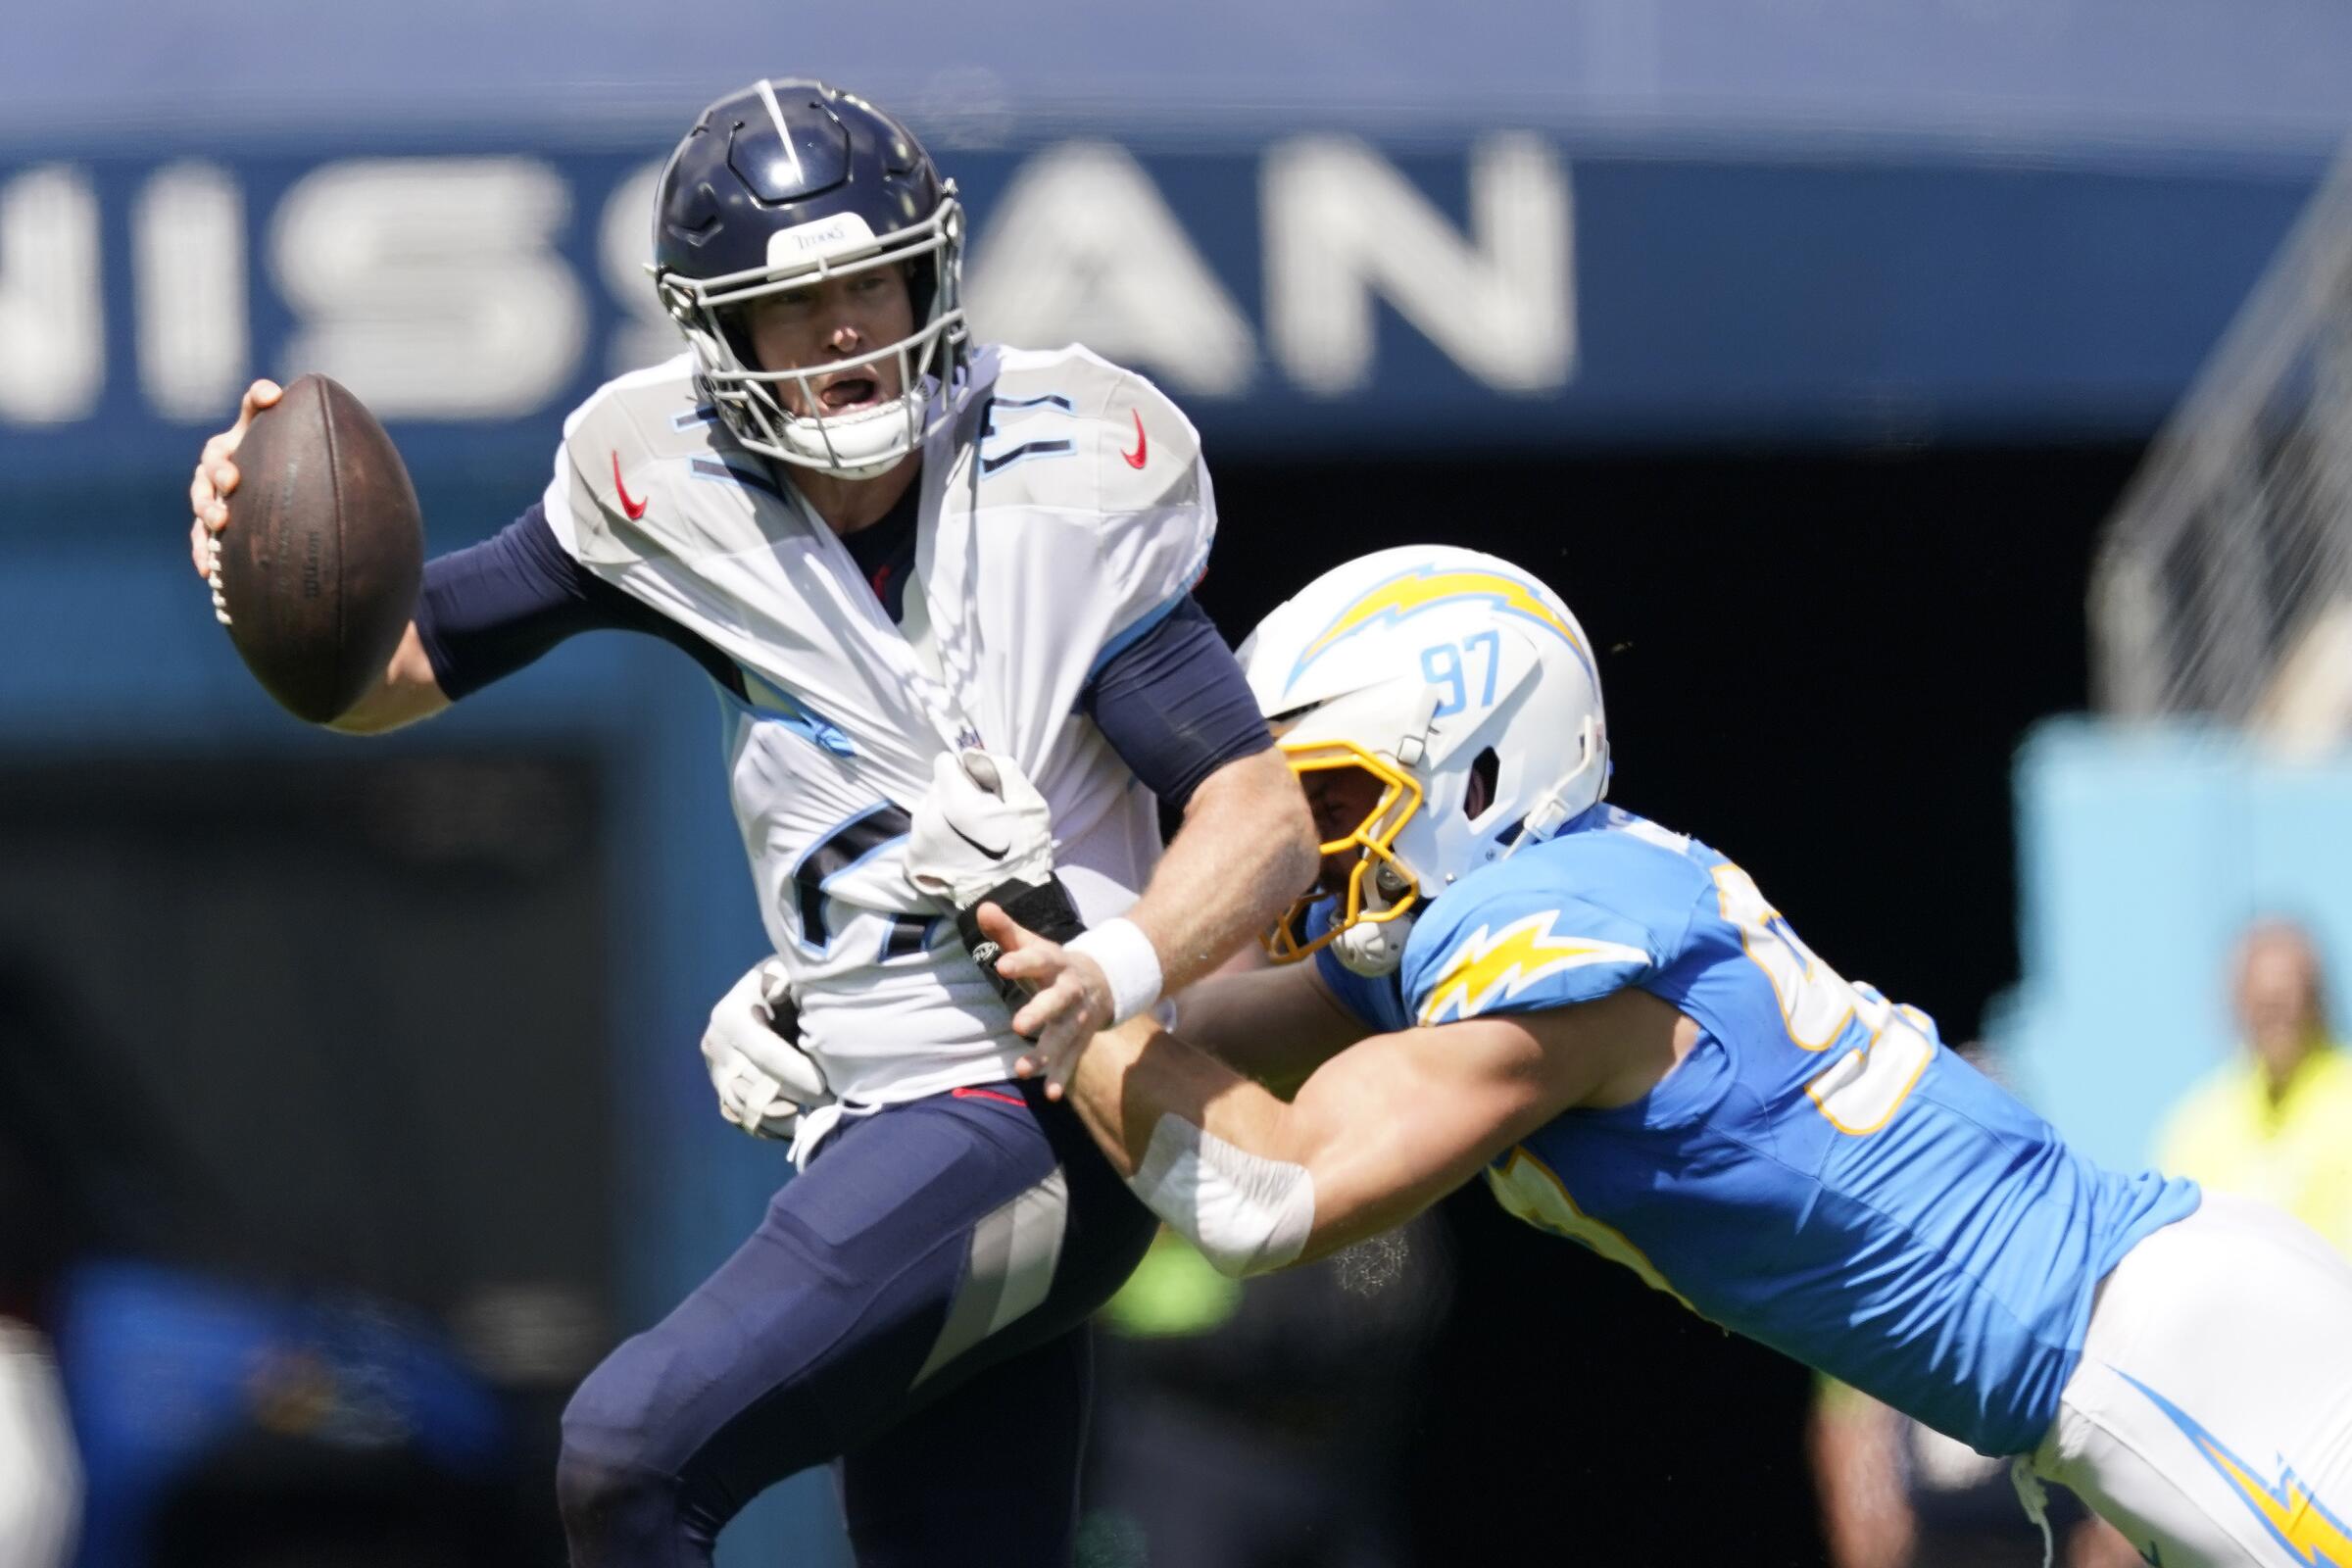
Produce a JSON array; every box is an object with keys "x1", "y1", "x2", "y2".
[{"x1": 1238, "y1": 546, "x2": 1609, "y2": 975}]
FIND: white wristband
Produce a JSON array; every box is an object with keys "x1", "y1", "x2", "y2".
[{"x1": 1066, "y1": 916, "x2": 1163, "y2": 1026}]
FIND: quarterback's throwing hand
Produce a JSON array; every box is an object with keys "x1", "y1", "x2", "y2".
[
  {"x1": 979, "y1": 902, "x2": 1114, "y2": 1099},
  {"x1": 702, "y1": 956, "x2": 833, "y2": 1139},
  {"x1": 187, "y1": 378, "x2": 282, "y2": 580}
]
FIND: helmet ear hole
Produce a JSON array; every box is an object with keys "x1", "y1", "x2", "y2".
[{"x1": 1466, "y1": 748, "x2": 1500, "y2": 819}]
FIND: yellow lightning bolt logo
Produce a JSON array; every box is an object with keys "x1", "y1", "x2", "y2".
[
  {"x1": 1288, "y1": 565, "x2": 1590, "y2": 688},
  {"x1": 1418, "y1": 910, "x2": 1648, "y2": 1025},
  {"x1": 2122, "y1": 1371, "x2": 2352, "y2": 1566}
]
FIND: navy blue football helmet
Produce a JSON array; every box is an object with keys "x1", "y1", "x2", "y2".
[{"x1": 651, "y1": 79, "x2": 966, "y2": 477}]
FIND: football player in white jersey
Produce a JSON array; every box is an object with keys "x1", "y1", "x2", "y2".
[
  {"x1": 186, "y1": 80, "x2": 1317, "y2": 1566},
  {"x1": 956, "y1": 546, "x2": 2352, "y2": 1568}
]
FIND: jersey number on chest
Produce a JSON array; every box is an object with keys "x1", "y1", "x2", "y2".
[
  {"x1": 791, "y1": 803, "x2": 934, "y2": 959},
  {"x1": 1711, "y1": 864, "x2": 1935, "y2": 1135}
]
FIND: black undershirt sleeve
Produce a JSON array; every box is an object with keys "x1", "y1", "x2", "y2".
[
  {"x1": 414, "y1": 503, "x2": 745, "y2": 701},
  {"x1": 1079, "y1": 596, "x2": 1273, "y2": 811}
]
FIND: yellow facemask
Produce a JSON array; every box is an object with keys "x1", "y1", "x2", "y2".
[{"x1": 1261, "y1": 738, "x2": 1426, "y2": 964}]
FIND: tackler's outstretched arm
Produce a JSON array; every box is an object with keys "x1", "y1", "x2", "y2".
[{"x1": 980, "y1": 904, "x2": 1641, "y2": 1277}]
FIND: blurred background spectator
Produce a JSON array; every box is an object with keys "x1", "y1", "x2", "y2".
[{"x1": 2153, "y1": 916, "x2": 2352, "y2": 1256}]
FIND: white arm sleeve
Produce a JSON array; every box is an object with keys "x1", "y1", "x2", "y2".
[{"x1": 1129, "y1": 1112, "x2": 1316, "y2": 1278}]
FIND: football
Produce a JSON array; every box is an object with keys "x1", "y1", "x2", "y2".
[{"x1": 214, "y1": 374, "x2": 424, "y2": 724}]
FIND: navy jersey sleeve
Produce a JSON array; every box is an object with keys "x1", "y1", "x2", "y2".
[
  {"x1": 415, "y1": 504, "x2": 744, "y2": 701},
  {"x1": 1078, "y1": 595, "x2": 1271, "y2": 810}
]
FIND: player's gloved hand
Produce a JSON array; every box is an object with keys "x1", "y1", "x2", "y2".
[
  {"x1": 905, "y1": 749, "x2": 1057, "y2": 904},
  {"x1": 905, "y1": 749, "x2": 1089, "y2": 1023},
  {"x1": 187, "y1": 379, "x2": 283, "y2": 612},
  {"x1": 701, "y1": 956, "x2": 832, "y2": 1140}
]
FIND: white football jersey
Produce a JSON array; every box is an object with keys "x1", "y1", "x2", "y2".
[{"x1": 541, "y1": 344, "x2": 1215, "y2": 1123}]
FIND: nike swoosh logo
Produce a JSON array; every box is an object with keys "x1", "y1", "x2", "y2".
[
  {"x1": 1122, "y1": 410, "x2": 1148, "y2": 469},
  {"x1": 612, "y1": 452, "x2": 648, "y2": 520},
  {"x1": 950, "y1": 821, "x2": 1007, "y2": 860}
]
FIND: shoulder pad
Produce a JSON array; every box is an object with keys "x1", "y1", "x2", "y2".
[
  {"x1": 551, "y1": 354, "x2": 766, "y2": 567},
  {"x1": 977, "y1": 344, "x2": 1205, "y2": 516},
  {"x1": 1403, "y1": 855, "x2": 1662, "y2": 1027}
]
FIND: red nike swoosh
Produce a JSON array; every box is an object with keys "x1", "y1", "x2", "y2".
[
  {"x1": 1121, "y1": 410, "x2": 1148, "y2": 469},
  {"x1": 612, "y1": 451, "x2": 648, "y2": 520}
]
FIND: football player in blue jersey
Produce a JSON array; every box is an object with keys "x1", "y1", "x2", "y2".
[{"x1": 953, "y1": 545, "x2": 2352, "y2": 1568}]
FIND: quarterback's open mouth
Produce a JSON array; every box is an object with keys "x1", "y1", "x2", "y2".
[{"x1": 819, "y1": 375, "x2": 881, "y2": 412}]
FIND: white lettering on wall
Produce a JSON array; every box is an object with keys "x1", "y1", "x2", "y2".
[
  {"x1": 270, "y1": 159, "x2": 585, "y2": 417},
  {"x1": 963, "y1": 141, "x2": 1254, "y2": 396},
  {"x1": 0, "y1": 165, "x2": 103, "y2": 424},
  {"x1": 1264, "y1": 134, "x2": 1574, "y2": 395},
  {"x1": 135, "y1": 162, "x2": 248, "y2": 420}
]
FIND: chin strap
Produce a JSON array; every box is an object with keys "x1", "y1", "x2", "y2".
[
  {"x1": 1331, "y1": 912, "x2": 1412, "y2": 977},
  {"x1": 778, "y1": 385, "x2": 930, "y2": 478},
  {"x1": 1331, "y1": 871, "x2": 1414, "y2": 977}
]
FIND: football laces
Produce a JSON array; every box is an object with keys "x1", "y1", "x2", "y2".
[{"x1": 207, "y1": 534, "x2": 231, "y2": 626}]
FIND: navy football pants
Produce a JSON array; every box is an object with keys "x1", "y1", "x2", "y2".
[{"x1": 556, "y1": 1080, "x2": 1157, "y2": 1566}]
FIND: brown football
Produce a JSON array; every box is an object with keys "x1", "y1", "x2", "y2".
[{"x1": 216, "y1": 374, "x2": 423, "y2": 723}]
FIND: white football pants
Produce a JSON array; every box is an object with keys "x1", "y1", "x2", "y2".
[{"x1": 2026, "y1": 1193, "x2": 2352, "y2": 1567}]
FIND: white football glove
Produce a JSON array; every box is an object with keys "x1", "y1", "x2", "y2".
[
  {"x1": 701, "y1": 957, "x2": 831, "y2": 1140},
  {"x1": 904, "y1": 749, "x2": 1057, "y2": 907}
]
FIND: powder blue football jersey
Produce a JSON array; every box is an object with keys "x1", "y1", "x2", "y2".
[{"x1": 1314, "y1": 804, "x2": 2198, "y2": 1456}]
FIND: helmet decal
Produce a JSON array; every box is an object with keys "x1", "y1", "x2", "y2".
[
  {"x1": 1245, "y1": 547, "x2": 1610, "y2": 970},
  {"x1": 1287, "y1": 563, "x2": 1593, "y2": 693}
]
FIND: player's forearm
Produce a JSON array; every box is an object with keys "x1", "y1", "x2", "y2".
[
  {"x1": 1063, "y1": 1016, "x2": 1322, "y2": 1275},
  {"x1": 1066, "y1": 999, "x2": 1583, "y2": 1278},
  {"x1": 324, "y1": 623, "x2": 452, "y2": 735},
  {"x1": 1063, "y1": 1015, "x2": 1420, "y2": 1276},
  {"x1": 1122, "y1": 747, "x2": 1316, "y2": 997},
  {"x1": 1065, "y1": 1016, "x2": 1278, "y2": 1179},
  {"x1": 1164, "y1": 964, "x2": 1367, "y2": 1091}
]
